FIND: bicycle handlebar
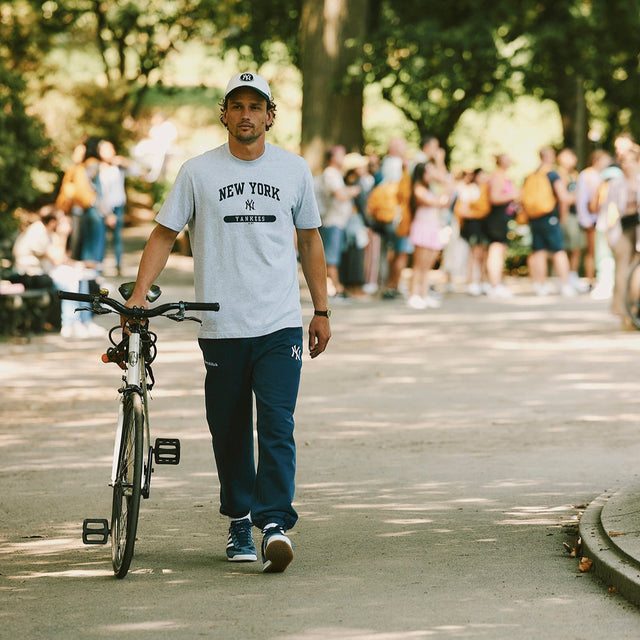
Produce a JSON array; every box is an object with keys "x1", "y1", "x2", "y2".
[{"x1": 58, "y1": 290, "x2": 219, "y2": 320}]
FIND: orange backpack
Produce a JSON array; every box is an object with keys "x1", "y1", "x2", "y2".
[
  {"x1": 55, "y1": 163, "x2": 97, "y2": 213},
  {"x1": 367, "y1": 182, "x2": 401, "y2": 224},
  {"x1": 454, "y1": 183, "x2": 491, "y2": 220},
  {"x1": 521, "y1": 168, "x2": 556, "y2": 218}
]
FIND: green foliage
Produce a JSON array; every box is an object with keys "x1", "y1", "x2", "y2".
[
  {"x1": 506, "y1": 0, "x2": 640, "y2": 148},
  {"x1": 0, "y1": 64, "x2": 52, "y2": 239},
  {"x1": 365, "y1": 2, "x2": 512, "y2": 144}
]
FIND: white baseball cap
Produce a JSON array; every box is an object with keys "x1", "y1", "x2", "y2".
[{"x1": 225, "y1": 72, "x2": 272, "y2": 102}]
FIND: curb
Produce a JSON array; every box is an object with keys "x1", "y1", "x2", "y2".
[{"x1": 580, "y1": 489, "x2": 640, "y2": 607}]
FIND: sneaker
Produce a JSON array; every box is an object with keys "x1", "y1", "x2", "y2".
[
  {"x1": 226, "y1": 517, "x2": 257, "y2": 562},
  {"x1": 560, "y1": 283, "x2": 578, "y2": 298},
  {"x1": 381, "y1": 288, "x2": 401, "y2": 300},
  {"x1": 532, "y1": 281, "x2": 553, "y2": 297},
  {"x1": 467, "y1": 282, "x2": 482, "y2": 297},
  {"x1": 487, "y1": 284, "x2": 514, "y2": 299},
  {"x1": 569, "y1": 273, "x2": 590, "y2": 293},
  {"x1": 424, "y1": 294, "x2": 442, "y2": 309},
  {"x1": 407, "y1": 294, "x2": 427, "y2": 309},
  {"x1": 261, "y1": 524, "x2": 293, "y2": 573}
]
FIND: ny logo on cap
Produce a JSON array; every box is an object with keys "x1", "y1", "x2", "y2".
[{"x1": 240, "y1": 73, "x2": 254, "y2": 82}]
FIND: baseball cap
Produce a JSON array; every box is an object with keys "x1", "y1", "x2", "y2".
[{"x1": 225, "y1": 72, "x2": 272, "y2": 102}]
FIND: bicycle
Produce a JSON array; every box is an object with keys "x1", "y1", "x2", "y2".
[
  {"x1": 625, "y1": 257, "x2": 640, "y2": 330},
  {"x1": 59, "y1": 283, "x2": 219, "y2": 578}
]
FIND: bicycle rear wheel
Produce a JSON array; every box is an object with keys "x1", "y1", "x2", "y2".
[
  {"x1": 625, "y1": 258, "x2": 640, "y2": 330},
  {"x1": 111, "y1": 392, "x2": 143, "y2": 578}
]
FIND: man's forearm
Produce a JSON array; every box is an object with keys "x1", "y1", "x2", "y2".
[{"x1": 297, "y1": 228, "x2": 329, "y2": 311}]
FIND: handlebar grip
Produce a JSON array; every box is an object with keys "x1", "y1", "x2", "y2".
[
  {"x1": 183, "y1": 302, "x2": 220, "y2": 312},
  {"x1": 58, "y1": 290, "x2": 93, "y2": 302}
]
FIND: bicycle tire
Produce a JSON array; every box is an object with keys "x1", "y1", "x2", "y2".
[
  {"x1": 111, "y1": 392, "x2": 143, "y2": 578},
  {"x1": 625, "y1": 258, "x2": 640, "y2": 330}
]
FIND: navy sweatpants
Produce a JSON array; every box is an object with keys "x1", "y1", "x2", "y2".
[{"x1": 198, "y1": 327, "x2": 302, "y2": 531}]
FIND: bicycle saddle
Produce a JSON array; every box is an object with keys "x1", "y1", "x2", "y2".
[{"x1": 119, "y1": 282, "x2": 162, "y2": 303}]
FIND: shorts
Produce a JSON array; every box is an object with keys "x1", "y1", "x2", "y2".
[
  {"x1": 483, "y1": 206, "x2": 509, "y2": 244},
  {"x1": 393, "y1": 234, "x2": 414, "y2": 254},
  {"x1": 374, "y1": 220, "x2": 413, "y2": 254},
  {"x1": 319, "y1": 225, "x2": 345, "y2": 266},
  {"x1": 530, "y1": 212, "x2": 565, "y2": 253},
  {"x1": 562, "y1": 213, "x2": 586, "y2": 251},
  {"x1": 460, "y1": 218, "x2": 489, "y2": 247}
]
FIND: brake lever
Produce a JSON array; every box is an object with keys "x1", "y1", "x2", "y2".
[
  {"x1": 75, "y1": 304, "x2": 111, "y2": 316},
  {"x1": 166, "y1": 313, "x2": 202, "y2": 324}
]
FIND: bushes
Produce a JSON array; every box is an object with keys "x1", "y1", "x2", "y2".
[{"x1": 0, "y1": 63, "x2": 52, "y2": 240}]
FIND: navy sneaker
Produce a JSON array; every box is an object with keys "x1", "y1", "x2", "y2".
[
  {"x1": 226, "y1": 517, "x2": 257, "y2": 562},
  {"x1": 261, "y1": 524, "x2": 293, "y2": 573}
]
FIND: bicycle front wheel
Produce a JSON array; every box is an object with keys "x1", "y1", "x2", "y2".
[
  {"x1": 625, "y1": 258, "x2": 640, "y2": 330},
  {"x1": 111, "y1": 392, "x2": 143, "y2": 578}
]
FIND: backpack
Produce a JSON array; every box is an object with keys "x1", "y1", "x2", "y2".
[
  {"x1": 521, "y1": 168, "x2": 556, "y2": 219},
  {"x1": 367, "y1": 182, "x2": 401, "y2": 224},
  {"x1": 454, "y1": 183, "x2": 491, "y2": 220},
  {"x1": 55, "y1": 163, "x2": 97, "y2": 213}
]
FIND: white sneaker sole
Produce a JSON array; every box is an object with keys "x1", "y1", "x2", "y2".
[
  {"x1": 227, "y1": 552, "x2": 257, "y2": 562},
  {"x1": 262, "y1": 535, "x2": 293, "y2": 573}
]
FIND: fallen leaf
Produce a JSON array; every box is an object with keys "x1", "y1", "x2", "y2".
[
  {"x1": 579, "y1": 557, "x2": 593, "y2": 573},
  {"x1": 563, "y1": 536, "x2": 581, "y2": 557},
  {"x1": 608, "y1": 586, "x2": 618, "y2": 594}
]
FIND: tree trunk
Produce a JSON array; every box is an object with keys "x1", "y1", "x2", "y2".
[
  {"x1": 299, "y1": 0, "x2": 369, "y2": 174},
  {"x1": 558, "y1": 75, "x2": 589, "y2": 168}
]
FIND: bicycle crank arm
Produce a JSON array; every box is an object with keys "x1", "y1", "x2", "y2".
[{"x1": 142, "y1": 445, "x2": 154, "y2": 499}]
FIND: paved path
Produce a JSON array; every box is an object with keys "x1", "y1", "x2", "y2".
[{"x1": 3, "y1": 233, "x2": 640, "y2": 638}]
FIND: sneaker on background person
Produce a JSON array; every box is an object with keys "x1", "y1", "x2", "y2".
[
  {"x1": 467, "y1": 281, "x2": 483, "y2": 297},
  {"x1": 560, "y1": 282, "x2": 578, "y2": 297},
  {"x1": 487, "y1": 283, "x2": 514, "y2": 299},
  {"x1": 261, "y1": 523, "x2": 293, "y2": 573},
  {"x1": 407, "y1": 294, "x2": 428, "y2": 309}
]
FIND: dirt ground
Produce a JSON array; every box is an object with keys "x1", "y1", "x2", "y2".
[{"x1": 3, "y1": 238, "x2": 640, "y2": 639}]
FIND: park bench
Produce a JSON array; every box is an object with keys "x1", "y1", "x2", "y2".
[{"x1": 0, "y1": 238, "x2": 59, "y2": 337}]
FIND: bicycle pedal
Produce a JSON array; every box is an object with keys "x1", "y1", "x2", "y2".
[
  {"x1": 82, "y1": 518, "x2": 109, "y2": 545},
  {"x1": 154, "y1": 438, "x2": 180, "y2": 465}
]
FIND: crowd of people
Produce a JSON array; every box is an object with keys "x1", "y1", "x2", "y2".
[
  {"x1": 315, "y1": 133, "x2": 640, "y2": 328},
  {"x1": 6, "y1": 135, "x2": 150, "y2": 338},
  {"x1": 5, "y1": 122, "x2": 639, "y2": 338}
]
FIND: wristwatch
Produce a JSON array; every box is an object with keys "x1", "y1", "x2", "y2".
[{"x1": 314, "y1": 309, "x2": 331, "y2": 318}]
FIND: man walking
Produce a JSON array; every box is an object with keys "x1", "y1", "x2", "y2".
[{"x1": 124, "y1": 72, "x2": 331, "y2": 572}]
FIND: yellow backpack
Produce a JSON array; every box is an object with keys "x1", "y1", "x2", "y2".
[
  {"x1": 521, "y1": 168, "x2": 556, "y2": 219},
  {"x1": 367, "y1": 182, "x2": 401, "y2": 224}
]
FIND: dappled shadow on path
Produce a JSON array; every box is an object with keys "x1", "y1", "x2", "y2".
[{"x1": 2, "y1": 292, "x2": 640, "y2": 637}]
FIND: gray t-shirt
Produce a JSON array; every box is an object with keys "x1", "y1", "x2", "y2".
[{"x1": 156, "y1": 142, "x2": 321, "y2": 339}]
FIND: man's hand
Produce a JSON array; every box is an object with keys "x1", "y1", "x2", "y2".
[
  {"x1": 120, "y1": 292, "x2": 148, "y2": 329},
  {"x1": 308, "y1": 315, "x2": 331, "y2": 359}
]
